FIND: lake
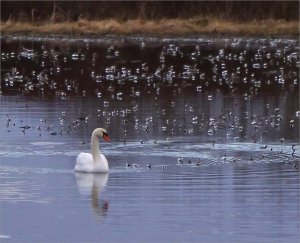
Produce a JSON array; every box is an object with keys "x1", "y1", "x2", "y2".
[{"x1": 0, "y1": 35, "x2": 299, "y2": 243}]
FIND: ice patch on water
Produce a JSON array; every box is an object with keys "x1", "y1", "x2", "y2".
[
  {"x1": 0, "y1": 235, "x2": 10, "y2": 239},
  {"x1": 0, "y1": 165, "x2": 72, "y2": 175},
  {"x1": 0, "y1": 179, "x2": 53, "y2": 204},
  {"x1": 30, "y1": 141, "x2": 65, "y2": 146}
]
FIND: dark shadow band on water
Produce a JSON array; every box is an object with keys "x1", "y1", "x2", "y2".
[{"x1": 1, "y1": 35, "x2": 299, "y2": 97}]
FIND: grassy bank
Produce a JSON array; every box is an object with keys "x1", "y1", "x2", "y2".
[{"x1": 1, "y1": 18, "x2": 299, "y2": 36}]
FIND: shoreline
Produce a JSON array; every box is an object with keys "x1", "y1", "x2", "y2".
[{"x1": 1, "y1": 18, "x2": 299, "y2": 37}]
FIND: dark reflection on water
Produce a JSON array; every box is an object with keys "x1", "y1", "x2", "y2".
[
  {"x1": 1, "y1": 36, "x2": 299, "y2": 97},
  {"x1": 0, "y1": 36, "x2": 299, "y2": 243}
]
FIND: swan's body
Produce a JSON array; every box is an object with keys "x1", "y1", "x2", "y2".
[
  {"x1": 75, "y1": 128, "x2": 110, "y2": 173},
  {"x1": 75, "y1": 152, "x2": 108, "y2": 172}
]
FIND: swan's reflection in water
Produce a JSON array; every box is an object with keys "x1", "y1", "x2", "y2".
[{"x1": 75, "y1": 172, "x2": 109, "y2": 217}]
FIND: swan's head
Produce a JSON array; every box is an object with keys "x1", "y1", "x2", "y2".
[{"x1": 93, "y1": 128, "x2": 110, "y2": 142}]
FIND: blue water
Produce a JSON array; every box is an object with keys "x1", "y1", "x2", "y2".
[
  {"x1": 0, "y1": 36, "x2": 299, "y2": 243},
  {"x1": 0, "y1": 93, "x2": 299, "y2": 243}
]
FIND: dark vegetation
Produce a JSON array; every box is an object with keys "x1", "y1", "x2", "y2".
[{"x1": 1, "y1": 1, "x2": 299, "y2": 23}]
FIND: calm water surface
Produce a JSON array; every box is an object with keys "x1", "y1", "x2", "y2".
[{"x1": 0, "y1": 36, "x2": 299, "y2": 243}]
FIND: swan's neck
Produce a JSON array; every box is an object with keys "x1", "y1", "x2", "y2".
[{"x1": 91, "y1": 134, "x2": 100, "y2": 162}]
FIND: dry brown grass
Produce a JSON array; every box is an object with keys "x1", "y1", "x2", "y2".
[{"x1": 1, "y1": 18, "x2": 299, "y2": 36}]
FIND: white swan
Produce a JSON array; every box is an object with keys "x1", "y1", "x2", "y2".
[{"x1": 75, "y1": 128, "x2": 110, "y2": 173}]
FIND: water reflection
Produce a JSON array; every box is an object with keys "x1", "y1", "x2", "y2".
[{"x1": 75, "y1": 172, "x2": 109, "y2": 217}]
